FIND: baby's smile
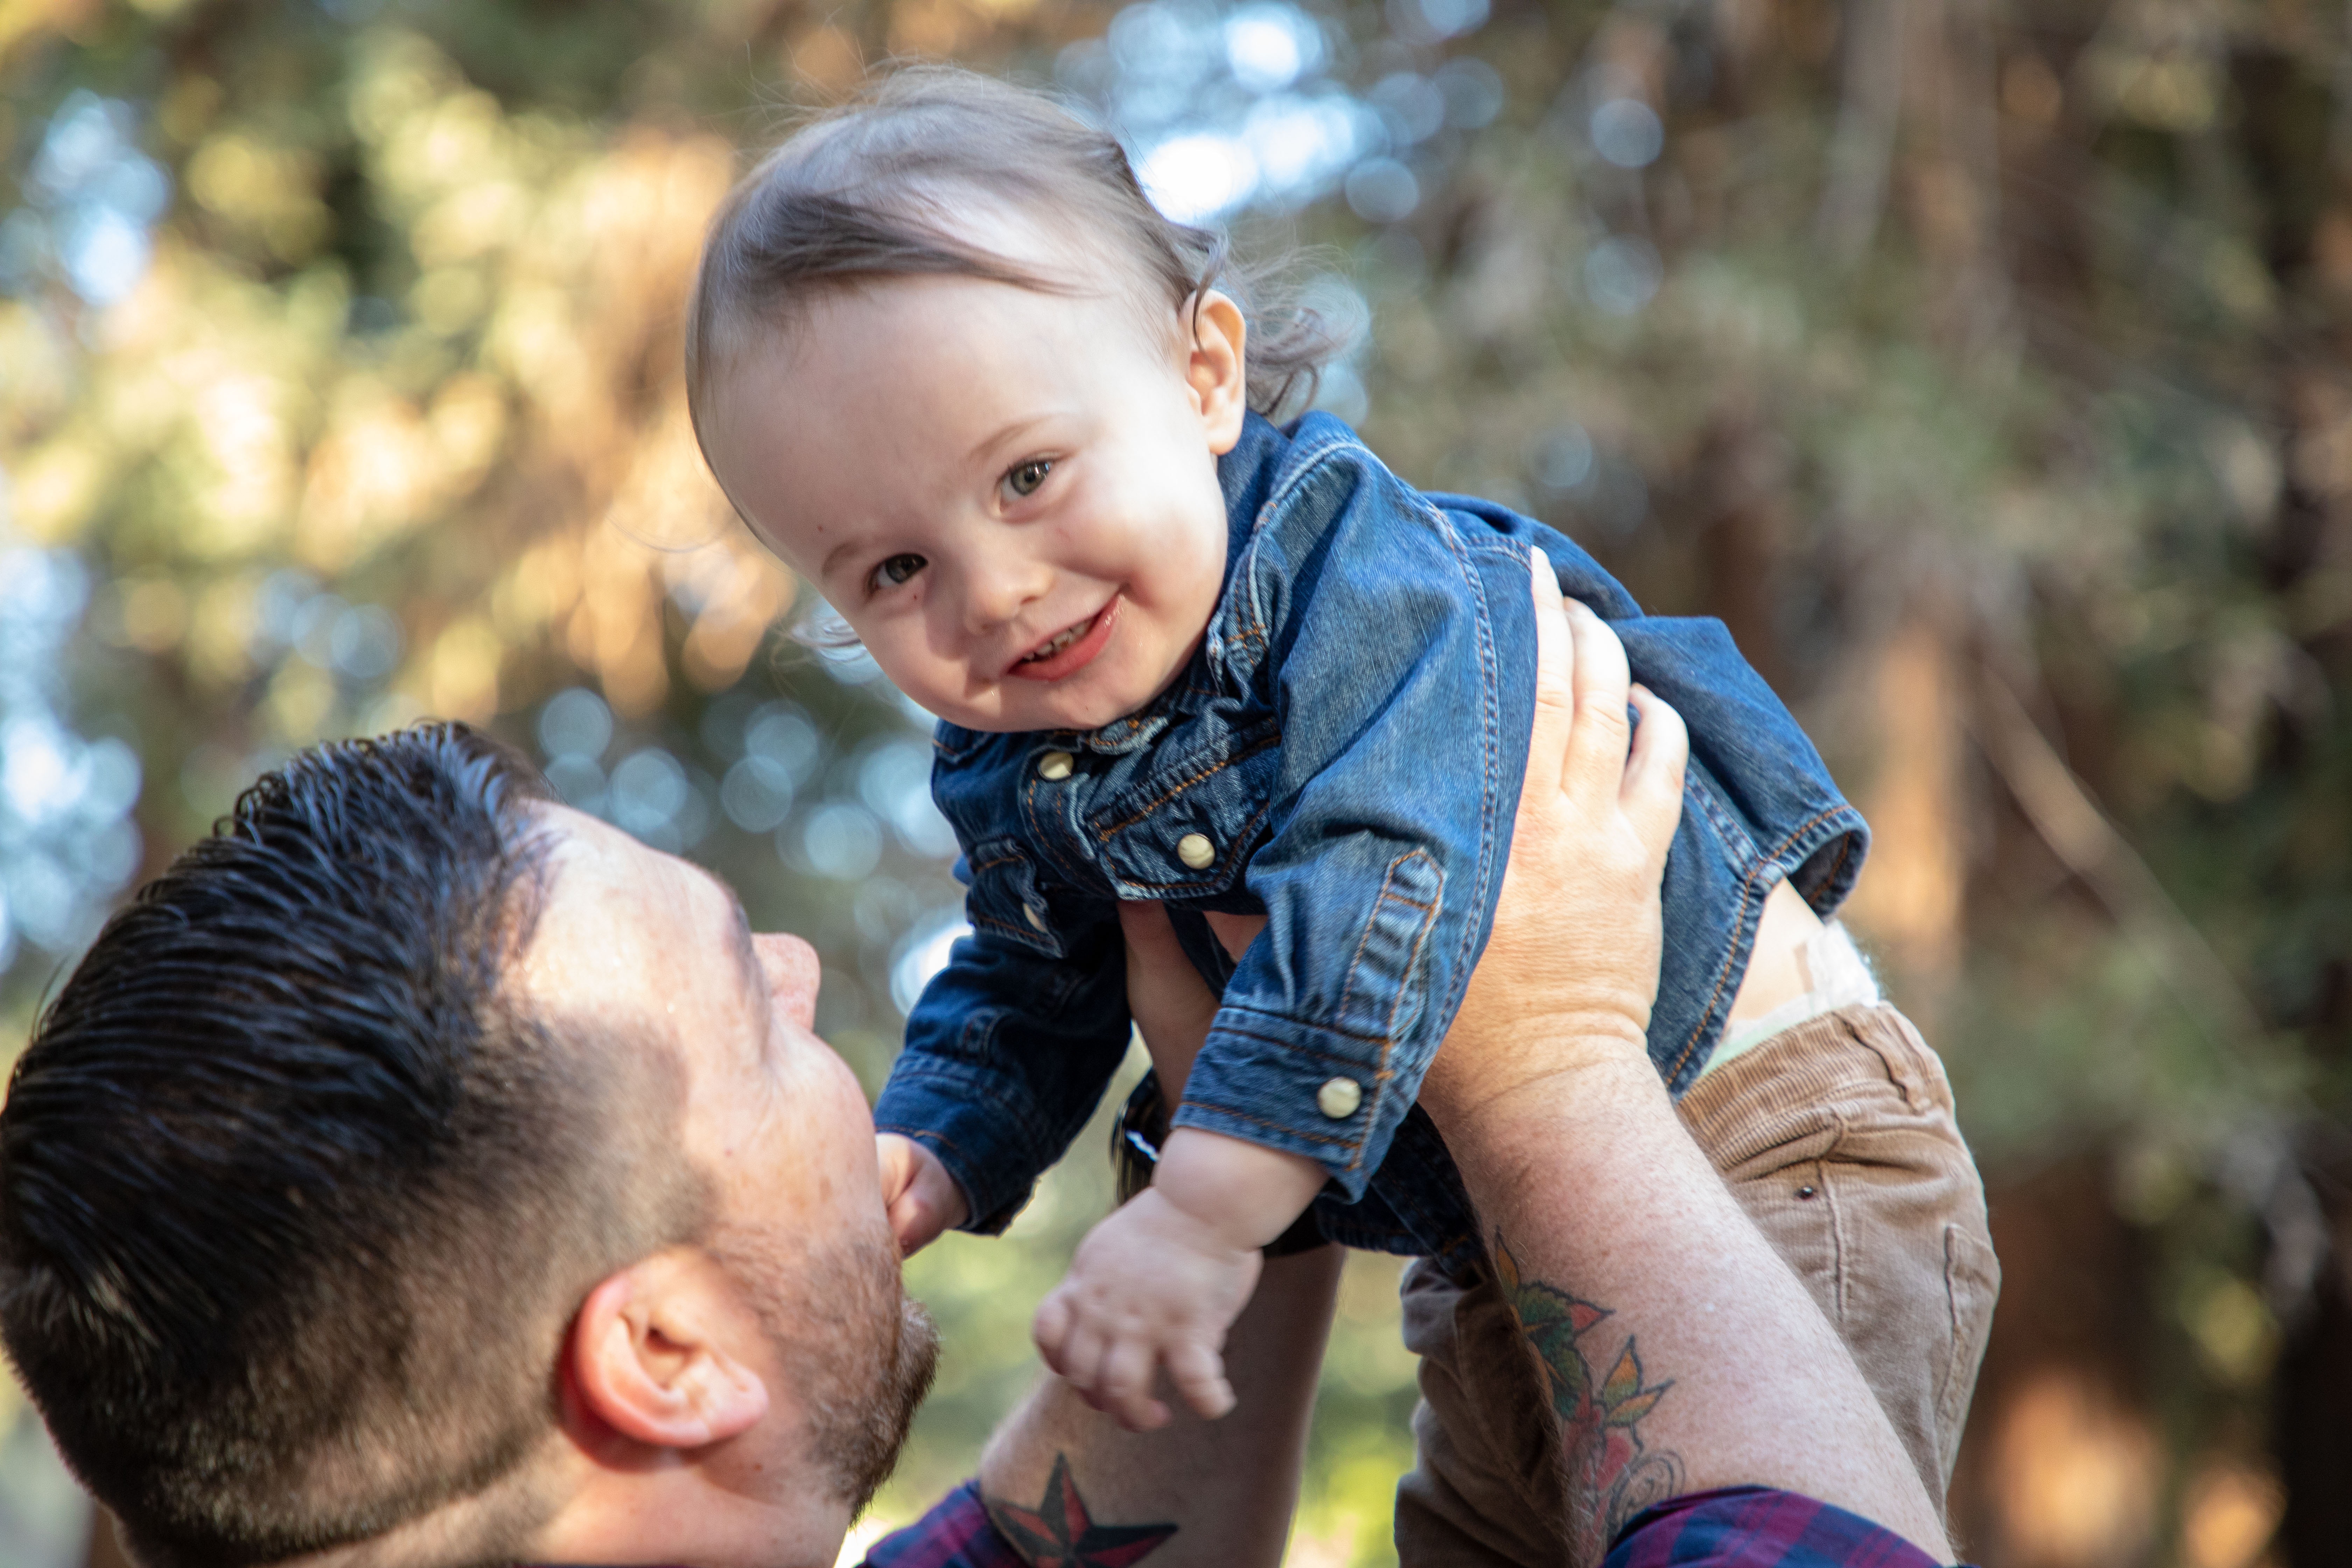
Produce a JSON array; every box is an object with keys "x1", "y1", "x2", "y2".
[{"x1": 1009, "y1": 595, "x2": 1122, "y2": 683}]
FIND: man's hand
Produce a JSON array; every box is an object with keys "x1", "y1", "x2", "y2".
[
  {"x1": 1415, "y1": 551, "x2": 1953, "y2": 1560},
  {"x1": 1421, "y1": 549, "x2": 1689, "y2": 1131},
  {"x1": 877, "y1": 1132, "x2": 969, "y2": 1256}
]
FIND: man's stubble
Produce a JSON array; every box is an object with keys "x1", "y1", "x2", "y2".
[{"x1": 712, "y1": 1216, "x2": 939, "y2": 1515}]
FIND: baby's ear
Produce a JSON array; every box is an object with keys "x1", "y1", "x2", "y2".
[{"x1": 1184, "y1": 290, "x2": 1250, "y2": 454}]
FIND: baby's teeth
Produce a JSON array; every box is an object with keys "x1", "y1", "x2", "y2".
[{"x1": 1026, "y1": 618, "x2": 1088, "y2": 662}]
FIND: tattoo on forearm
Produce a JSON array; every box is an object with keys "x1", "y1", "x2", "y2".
[
  {"x1": 984, "y1": 1453, "x2": 1178, "y2": 1567},
  {"x1": 1495, "y1": 1233, "x2": 1688, "y2": 1554}
]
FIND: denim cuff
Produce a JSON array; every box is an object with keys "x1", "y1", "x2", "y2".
[{"x1": 1173, "y1": 1008, "x2": 1422, "y2": 1203}]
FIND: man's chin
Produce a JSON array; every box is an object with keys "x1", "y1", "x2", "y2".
[
  {"x1": 842, "y1": 1297, "x2": 940, "y2": 1517},
  {"x1": 709, "y1": 1215, "x2": 939, "y2": 1518}
]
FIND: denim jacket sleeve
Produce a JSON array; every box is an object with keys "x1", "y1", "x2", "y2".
[
  {"x1": 873, "y1": 849, "x2": 1131, "y2": 1234},
  {"x1": 1168, "y1": 429, "x2": 1517, "y2": 1202}
]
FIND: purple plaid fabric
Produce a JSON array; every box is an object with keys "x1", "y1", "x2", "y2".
[
  {"x1": 859, "y1": 1483, "x2": 1026, "y2": 1568},
  {"x1": 1605, "y1": 1486, "x2": 1953, "y2": 1568},
  {"x1": 856, "y1": 1482, "x2": 1952, "y2": 1568}
]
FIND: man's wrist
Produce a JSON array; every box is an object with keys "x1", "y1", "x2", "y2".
[
  {"x1": 1421, "y1": 1010, "x2": 1654, "y2": 1133},
  {"x1": 1428, "y1": 1046, "x2": 1668, "y2": 1183}
]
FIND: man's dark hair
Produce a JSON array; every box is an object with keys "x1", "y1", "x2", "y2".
[{"x1": 0, "y1": 724, "x2": 702, "y2": 1567}]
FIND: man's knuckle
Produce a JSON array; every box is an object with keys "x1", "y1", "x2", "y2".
[{"x1": 1576, "y1": 698, "x2": 1630, "y2": 736}]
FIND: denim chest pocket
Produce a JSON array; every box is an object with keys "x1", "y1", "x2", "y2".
[
  {"x1": 963, "y1": 838, "x2": 1066, "y2": 958},
  {"x1": 1088, "y1": 722, "x2": 1282, "y2": 897}
]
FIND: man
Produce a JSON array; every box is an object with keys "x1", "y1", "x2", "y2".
[
  {"x1": 0, "y1": 570, "x2": 1949, "y2": 1567},
  {"x1": 1, "y1": 722, "x2": 926, "y2": 1567}
]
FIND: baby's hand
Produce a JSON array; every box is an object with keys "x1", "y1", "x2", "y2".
[
  {"x1": 1032, "y1": 1188, "x2": 1263, "y2": 1430},
  {"x1": 877, "y1": 1133, "x2": 969, "y2": 1256},
  {"x1": 1036, "y1": 1127, "x2": 1322, "y2": 1429}
]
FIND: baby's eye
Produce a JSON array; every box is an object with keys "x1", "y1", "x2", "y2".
[
  {"x1": 869, "y1": 553, "x2": 926, "y2": 593},
  {"x1": 1004, "y1": 458, "x2": 1054, "y2": 500}
]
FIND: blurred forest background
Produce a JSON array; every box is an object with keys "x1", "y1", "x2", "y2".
[{"x1": 0, "y1": 0, "x2": 2347, "y2": 1563}]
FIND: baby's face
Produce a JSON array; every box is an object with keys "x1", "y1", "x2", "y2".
[{"x1": 704, "y1": 271, "x2": 1246, "y2": 733}]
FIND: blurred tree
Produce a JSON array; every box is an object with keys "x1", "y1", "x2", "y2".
[{"x1": 1, "y1": 0, "x2": 2348, "y2": 1564}]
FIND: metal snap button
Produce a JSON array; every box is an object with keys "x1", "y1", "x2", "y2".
[
  {"x1": 1176, "y1": 832, "x2": 1215, "y2": 869},
  {"x1": 1024, "y1": 904, "x2": 1048, "y2": 932},
  {"x1": 1037, "y1": 750, "x2": 1075, "y2": 781},
  {"x1": 1316, "y1": 1077, "x2": 1362, "y2": 1119}
]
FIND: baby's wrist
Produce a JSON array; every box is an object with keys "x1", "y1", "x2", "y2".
[
  {"x1": 1147, "y1": 1182, "x2": 1279, "y2": 1256},
  {"x1": 1152, "y1": 1129, "x2": 1325, "y2": 1251}
]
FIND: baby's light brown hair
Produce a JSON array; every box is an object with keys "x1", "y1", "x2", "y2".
[{"x1": 685, "y1": 66, "x2": 1345, "y2": 457}]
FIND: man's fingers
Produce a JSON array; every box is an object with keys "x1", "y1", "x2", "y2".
[
  {"x1": 1622, "y1": 686, "x2": 1688, "y2": 860},
  {"x1": 1522, "y1": 547, "x2": 1574, "y2": 802},
  {"x1": 1560, "y1": 601, "x2": 1633, "y2": 803}
]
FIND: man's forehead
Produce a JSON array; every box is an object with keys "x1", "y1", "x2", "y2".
[{"x1": 520, "y1": 805, "x2": 754, "y2": 1001}]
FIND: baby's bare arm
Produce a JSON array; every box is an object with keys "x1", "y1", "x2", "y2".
[
  {"x1": 1151, "y1": 1129, "x2": 1325, "y2": 1250},
  {"x1": 1040, "y1": 910, "x2": 1323, "y2": 1432}
]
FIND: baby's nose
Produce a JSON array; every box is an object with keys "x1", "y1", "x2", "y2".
[{"x1": 961, "y1": 558, "x2": 1051, "y2": 634}]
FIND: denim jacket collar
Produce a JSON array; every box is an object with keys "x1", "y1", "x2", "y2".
[{"x1": 1047, "y1": 411, "x2": 1295, "y2": 758}]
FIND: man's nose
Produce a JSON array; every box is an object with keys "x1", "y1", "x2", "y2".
[{"x1": 752, "y1": 932, "x2": 821, "y2": 1031}]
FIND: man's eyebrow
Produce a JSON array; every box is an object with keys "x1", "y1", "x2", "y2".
[{"x1": 698, "y1": 866, "x2": 761, "y2": 1002}]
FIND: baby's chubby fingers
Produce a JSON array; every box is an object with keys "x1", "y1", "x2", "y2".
[
  {"x1": 1166, "y1": 1340, "x2": 1236, "y2": 1422},
  {"x1": 1031, "y1": 1290, "x2": 1076, "y2": 1371},
  {"x1": 876, "y1": 1132, "x2": 966, "y2": 1255},
  {"x1": 1055, "y1": 1321, "x2": 1112, "y2": 1404},
  {"x1": 1098, "y1": 1338, "x2": 1171, "y2": 1432}
]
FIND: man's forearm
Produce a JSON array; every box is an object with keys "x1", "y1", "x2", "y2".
[
  {"x1": 1439, "y1": 1054, "x2": 1954, "y2": 1563},
  {"x1": 977, "y1": 1245, "x2": 1340, "y2": 1567}
]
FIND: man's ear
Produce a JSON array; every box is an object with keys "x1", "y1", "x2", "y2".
[
  {"x1": 1183, "y1": 290, "x2": 1250, "y2": 455},
  {"x1": 567, "y1": 1248, "x2": 771, "y2": 1450}
]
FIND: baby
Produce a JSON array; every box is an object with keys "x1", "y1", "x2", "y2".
[{"x1": 686, "y1": 67, "x2": 1996, "y2": 1530}]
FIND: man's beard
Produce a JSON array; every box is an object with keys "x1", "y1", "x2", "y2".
[{"x1": 711, "y1": 1217, "x2": 939, "y2": 1515}]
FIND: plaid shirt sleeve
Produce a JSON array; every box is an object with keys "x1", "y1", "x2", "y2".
[
  {"x1": 1606, "y1": 1486, "x2": 1959, "y2": 1568},
  {"x1": 856, "y1": 1483, "x2": 1027, "y2": 1568},
  {"x1": 856, "y1": 1481, "x2": 1952, "y2": 1568}
]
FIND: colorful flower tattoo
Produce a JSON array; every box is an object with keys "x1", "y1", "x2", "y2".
[{"x1": 1495, "y1": 1232, "x2": 1688, "y2": 1556}]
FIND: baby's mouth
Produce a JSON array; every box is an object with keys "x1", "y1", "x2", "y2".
[
  {"x1": 1007, "y1": 597, "x2": 1123, "y2": 683},
  {"x1": 1020, "y1": 610, "x2": 1100, "y2": 665}
]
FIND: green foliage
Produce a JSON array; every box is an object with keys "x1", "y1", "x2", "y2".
[{"x1": 2, "y1": 0, "x2": 2348, "y2": 1560}]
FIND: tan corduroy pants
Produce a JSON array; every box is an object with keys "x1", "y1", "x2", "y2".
[{"x1": 1390, "y1": 1004, "x2": 2001, "y2": 1566}]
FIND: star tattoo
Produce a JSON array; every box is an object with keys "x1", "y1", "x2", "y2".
[{"x1": 983, "y1": 1453, "x2": 1178, "y2": 1567}]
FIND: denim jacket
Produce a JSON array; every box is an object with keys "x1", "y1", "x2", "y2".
[{"x1": 874, "y1": 412, "x2": 1868, "y2": 1278}]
